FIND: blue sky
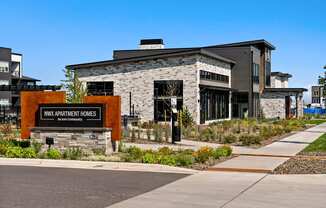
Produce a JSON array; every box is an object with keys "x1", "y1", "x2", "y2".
[{"x1": 1, "y1": 0, "x2": 325, "y2": 101}]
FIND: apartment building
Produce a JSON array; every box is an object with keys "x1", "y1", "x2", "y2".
[{"x1": 67, "y1": 39, "x2": 306, "y2": 123}]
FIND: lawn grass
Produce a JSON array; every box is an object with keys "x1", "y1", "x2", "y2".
[
  {"x1": 301, "y1": 119, "x2": 326, "y2": 125},
  {"x1": 303, "y1": 133, "x2": 326, "y2": 153}
]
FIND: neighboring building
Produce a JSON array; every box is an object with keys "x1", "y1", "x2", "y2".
[
  {"x1": 0, "y1": 47, "x2": 60, "y2": 120},
  {"x1": 67, "y1": 39, "x2": 306, "y2": 124},
  {"x1": 261, "y1": 72, "x2": 306, "y2": 119},
  {"x1": 311, "y1": 85, "x2": 324, "y2": 108}
]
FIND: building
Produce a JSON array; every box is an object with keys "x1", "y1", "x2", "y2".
[
  {"x1": 261, "y1": 72, "x2": 306, "y2": 119},
  {"x1": 0, "y1": 47, "x2": 60, "y2": 120},
  {"x1": 67, "y1": 39, "x2": 306, "y2": 124},
  {"x1": 311, "y1": 85, "x2": 323, "y2": 108}
]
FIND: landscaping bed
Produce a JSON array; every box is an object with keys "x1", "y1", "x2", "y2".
[
  {"x1": 183, "y1": 119, "x2": 323, "y2": 147},
  {"x1": 273, "y1": 133, "x2": 326, "y2": 174},
  {"x1": 0, "y1": 138, "x2": 233, "y2": 170}
]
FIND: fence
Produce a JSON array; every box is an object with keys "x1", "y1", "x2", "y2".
[{"x1": 304, "y1": 108, "x2": 326, "y2": 115}]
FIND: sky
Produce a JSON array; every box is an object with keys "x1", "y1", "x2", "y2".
[{"x1": 1, "y1": 0, "x2": 325, "y2": 102}]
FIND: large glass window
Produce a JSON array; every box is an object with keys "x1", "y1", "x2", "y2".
[
  {"x1": 200, "y1": 70, "x2": 229, "y2": 83},
  {"x1": 252, "y1": 63, "x2": 260, "y2": 83},
  {"x1": 154, "y1": 80, "x2": 183, "y2": 121},
  {"x1": 200, "y1": 88, "x2": 229, "y2": 123},
  {"x1": 265, "y1": 61, "x2": 271, "y2": 86},
  {"x1": 87, "y1": 82, "x2": 114, "y2": 96}
]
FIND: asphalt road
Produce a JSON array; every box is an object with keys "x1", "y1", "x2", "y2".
[{"x1": 0, "y1": 165, "x2": 188, "y2": 208}]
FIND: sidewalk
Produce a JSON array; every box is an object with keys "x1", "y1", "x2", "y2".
[
  {"x1": 210, "y1": 123, "x2": 326, "y2": 173},
  {"x1": 108, "y1": 172, "x2": 326, "y2": 208},
  {"x1": 107, "y1": 123, "x2": 326, "y2": 208}
]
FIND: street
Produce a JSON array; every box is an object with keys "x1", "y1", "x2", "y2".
[{"x1": 0, "y1": 165, "x2": 188, "y2": 208}]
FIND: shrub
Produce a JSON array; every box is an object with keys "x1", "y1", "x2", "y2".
[
  {"x1": 153, "y1": 124, "x2": 163, "y2": 142},
  {"x1": 92, "y1": 147, "x2": 106, "y2": 155},
  {"x1": 22, "y1": 147, "x2": 37, "y2": 158},
  {"x1": 158, "y1": 147, "x2": 173, "y2": 155},
  {"x1": 174, "y1": 153, "x2": 194, "y2": 167},
  {"x1": 213, "y1": 146, "x2": 232, "y2": 159},
  {"x1": 5, "y1": 146, "x2": 23, "y2": 158},
  {"x1": 0, "y1": 140, "x2": 11, "y2": 155},
  {"x1": 63, "y1": 147, "x2": 83, "y2": 160},
  {"x1": 193, "y1": 146, "x2": 214, "y2": 163},
  {"x1": 146, "y1": 128, "x2": 151, "y2": 140},
  {"x1": 9, "y1": 140, "x2": 30, "y2": 148},
  {"x1": 159, "y1": 155, "x2": 177, "y2": 166},
  {"x1": 239, "y1": 134, "x2": 261, "y2": 146},
  {"x1": 0, "y1": 124, "x2": 12, "y2": 135},
  {"x1": 126, "y1": 146, "x2": 143, "y2": 161},
  {"x1": 31, "y1": 140, "x2": 42, "y2": 154},
  {"x1": 223, "y1": 134, "x2": 237, "y2": 144},
  {"x1": 47, "y1": 148, "x2": 62, "y2": 159},
  {"x1": 118, "y1": 141, "x2": 126, "y2": 153},
  {"x1": 163, "y1": 125, "x2": 171, "y2": 142},
  {"x1": 142, "y1": 153, "x2": 158, "y2": 164},
  {"x1": 199, "y1": 128, "x2": 214, "y2": 141},
  {"x1": 179, "y1": 106, "x2": 194, "y2": 128}
]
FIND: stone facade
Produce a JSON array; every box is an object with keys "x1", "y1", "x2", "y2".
[
  {"x1": 31, "y1": 127, "x2": 113, "y2": 154},
  {"x1": 77, "y1": 54, "x2": 232, "y2": 124},
  {"x1": 260, "y1": 92, "x2": 287, "y2": 119}
]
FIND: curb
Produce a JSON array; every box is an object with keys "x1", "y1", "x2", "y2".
[{"x1": 0, "y1": 158, "x2": 199, "y2": 175}]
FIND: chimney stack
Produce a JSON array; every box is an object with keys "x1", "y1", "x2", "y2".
[{"x1": 139, "y1": 39, "x2": 164, "y2": 49}]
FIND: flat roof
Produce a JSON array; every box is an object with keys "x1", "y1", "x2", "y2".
[
  {"x1": 264, "y1": 87, "x2": 307, "y2": 93},
  {"x1": 271, "y1": 72, "x2": 292, "y2": 78},
  {"x1": 67, "y1": 48, "x2": 236, "y2": 69},
  {"x1": 207, "y1": 39, "x2": 276, "y2": 50}
]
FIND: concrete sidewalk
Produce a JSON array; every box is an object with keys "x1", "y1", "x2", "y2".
[
  {"x1": 210, "y1": 123, "x2": 326, "y2": 173},
  {"x1": 108, "y1": 172, "x2": 326, "y2": 208},
  {"x1": 0, "y1": 158, "x2": 198, "y2": 174}
]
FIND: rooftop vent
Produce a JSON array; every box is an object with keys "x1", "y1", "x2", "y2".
[{"x1": 139, "y1": 39, "x2": 164, "y2": 49}]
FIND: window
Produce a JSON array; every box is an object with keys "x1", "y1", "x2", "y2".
[
  {"x1": 265, "y1": 61, "x2": 271, "y2": 86},
  {"x1": 0, "y1": 80, "x2": 9, "y2": 85},
  {"x1": 252, "y1": 63, "x2": 260, "y2": 84},
  {"x1": 154, "y1": 80, "x2": 183, "y2": 121},
  {"x1": 87, "y1": 82, "x2": 114, "y2": 96},
  {"x1": 200, "y1": 70, "x2": 229, "y2": 83},
  {"x1": 0, "y1": 99, "x2": 10, "y2": 106},
  {"x1": 200, "y1": 88, "x2": 229, "y2": 123},
  {"x1": 312, "y1": 97, "x2": 320, "y2": 104},
  {"x1": 0, "y1": 66, "x2": 9, "y2": 73}
]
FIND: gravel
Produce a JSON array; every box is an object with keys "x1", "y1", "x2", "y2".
[{"x1": 273, "y1": 157, "x2": 326, "y2": 174}]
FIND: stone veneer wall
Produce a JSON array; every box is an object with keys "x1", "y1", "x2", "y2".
[
  {"x1": 31, "y1": 128, "x2": 113, "y2": 153},
  {"x1": 77, "y1": 54, "x2": 232, "y2": 124},
  {"x1": 260, "y1": 92, "x2": 287, "y2": 119}
]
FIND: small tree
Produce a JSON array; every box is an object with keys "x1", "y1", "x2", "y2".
[{"x1": 61, "y1": 67, "x2": 87, "y2": 103}]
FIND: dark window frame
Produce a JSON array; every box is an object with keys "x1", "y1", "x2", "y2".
[{"x1": 86, "y1": 81, "x2": 114, "y2": 96}]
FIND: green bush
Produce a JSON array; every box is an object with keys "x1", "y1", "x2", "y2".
[
  {"x1": 179, "y1": 106, "x2": 194, "y2": 128},
  {"x1": 193, "y1": 146, "x2": 214, "y2": 163},
  {"x1": 126, "y1": 146, "x2": 143, "y2": 161},
  {"x1": 223, "y1": 134, "x2": 237, "y2": 144},
  {"x1": 199, "y1": 128, "x2": 214, "y2": 141},
  {"x1": 22, "y1": 147, "x2": 37, "y2": 158},
  {"x1": 47, "y1": 148, "x2": 62, "y2": 159},
  {"x1": 159, "y1": 155, "x2": 176, "y2": 166},
  {"x1": 5, "y1": 146, "x2": 23, "y2": 158},
  {"x1": 63, "y1": 147, "x2": 83, "y2": 160},
  {"x1": 9, "y1": 140, "x2": 30, "y2": 148},
  {"x1": 0, "y1": 140, "x2": 11, "y2": 155},
  {"x1": 174, "y1": 153, "x2": 194, "y2": 167},
  {"x1": 142, "y1": 153, "x2": 158, "y2": 164},
  {"x1": 213, "y1": 146, "x2": 232, "y2": 159},
  {"x1": 158, "y1": 147, "x2": 173, "y2": 155},
  {"x1": 239, "y1": 134, "x2": 261, "y2": 146},
  {"x1": 92, "y1": 147, "x2": 106, "y2": 155}
]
